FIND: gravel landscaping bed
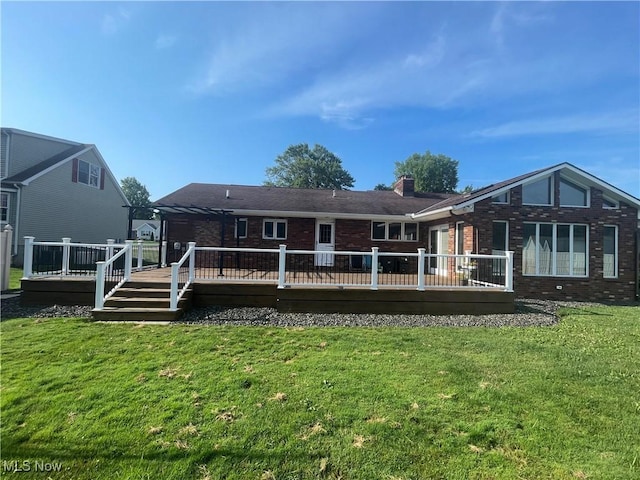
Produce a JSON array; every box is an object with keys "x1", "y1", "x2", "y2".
[{"x1": 2, "y1": 295, "x2": 611, "y2": 326}]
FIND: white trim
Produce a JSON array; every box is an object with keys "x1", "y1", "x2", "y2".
[
  {"x1": 492, "y1": 220, "x2": 509, "y2": 252},
  {"x1": 491, "y1": 191, "x2": 510, "y2": 204},
  {"x1": 235, "y1": 218, "x2": 248, "y2": 239},
  {"x1": 1, "y1": 128, "x2": 81, "y2": 146},
  {"x1": 371, "y1": 220, "x2": 419, "y2": 241},
  {"x1": 602, "y1": 195, "x2": 619, "y2": 210},
  {"x1": 1, "y1": 129, "x2": 10, "y2": 179},
  {"x1": 229, "y1": 208, "x2": 414, "y2": 222},
  {"x1": 0, "y1": 192, "x2": 9, "y2": 223},
  {"x1": 603, "y1": 225, "x2": 618, "y2": 279},
  {"x1": 522, "y1": 222, "x2": 589, "y2": 278},
  {"x1": 76, "y1": 158, "x2": 102, "y2": 189},
  {"x1": 21, "y1": 146, "x2": 93, "y2": 185}
]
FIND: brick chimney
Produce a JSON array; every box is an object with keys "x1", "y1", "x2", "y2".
[{"x1": 393, "y1": 175, "x2": 415, "y2": 197}]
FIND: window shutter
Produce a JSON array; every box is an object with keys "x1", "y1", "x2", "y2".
[
  {"x1": 72, "y1": 158, "x2": 78, "y2": 183},
  {"x1": 100, "y1": 168, "x2": 105, "y2": 190}
]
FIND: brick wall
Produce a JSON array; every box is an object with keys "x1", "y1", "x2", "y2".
[{"x1": 453, "y1": 174, "x2": 638, "y2": 301}]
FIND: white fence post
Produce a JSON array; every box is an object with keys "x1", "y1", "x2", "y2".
[
  {"x1": 505, "y1": 251, "x2": 514, "y2": 292},
  {"x1": 188, "y1": 242, "x2": 196, "y2": 283},
  {"x1": 277, "y1": 244, "x2": 287, "y2": 289},
  {"x1": 170, "y1": 262, "x2": 179, "y2": 310},
  {"x1": 95, "y1": 261, "x2": 106, "y2": 310},
  {"x1": 370, "y1": 247, "x2": 379, "y2": 290},
  {"x1": 124, "y1": 240, "x2": 133, "y2": 281},
  {"x1": 136, "y1": 240, "x2": 144, "y2": 271},
  {"x1": 23, "y1": 236, "x2": 35, "y2": 279},
  {"x1": 161, "y1": 241, "x2": 167, "y2": 267},
  {"x1": 1, "y1": 225, "x2": 13, "y2": 290},
  {"x1": 106, "y1": 239, "x2": 115, "y2": 278},
  {"x1": 417, "y1": 248, "x2": 426, "y2": 291},
  {"x1": 61, "y1": 237, "x2": 71, "y2": 276}
]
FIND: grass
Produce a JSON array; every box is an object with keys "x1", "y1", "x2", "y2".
[
  {"x1": 1, "y1": 305, "x2": 639, "y2": 479},
  {"x1": 7, "y1": 267, "x2": 22, "y2": 291}
]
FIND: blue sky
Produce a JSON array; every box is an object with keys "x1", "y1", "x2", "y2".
[{"x1": 2, "y1": 1, "x2": 639, "y2": 199}]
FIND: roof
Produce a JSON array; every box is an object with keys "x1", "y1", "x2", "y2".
[
  {"x1": 3, "y1": 144, "x2": 92, "y2": 183},
  {"x1": 413, "y1": 162, "x2": 640, "y2": 219},
  {"x1": 154, "y1": 183, "x2": 455, "y2": 219},
  {"x1": 132, "y1": 220, "x2": 160, "y2": 230}
]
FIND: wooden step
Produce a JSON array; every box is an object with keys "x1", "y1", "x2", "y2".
[
  {"x1": 112, "y1": 287, "x2": 172, "y2": 298},
  {"x1": 92, "y1": 307, "x2": 184, "y2": 322}
]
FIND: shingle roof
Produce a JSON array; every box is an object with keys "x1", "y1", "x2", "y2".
[
  {"x1": 154, "y1": 183, "x2": 455, "y2": 217},
  {"x1": 3, "y1": 144, "x2": 91, "y2": 184}
]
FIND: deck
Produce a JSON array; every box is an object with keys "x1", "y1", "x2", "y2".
[{"x1": 21, "y1": 267, "x2": 515, "y2": 316}]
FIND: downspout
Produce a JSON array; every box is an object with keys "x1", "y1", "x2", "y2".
[{"x1": 13, "y1": 183, "x2": 21, "y2": 257}]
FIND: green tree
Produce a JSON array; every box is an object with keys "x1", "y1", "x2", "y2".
[
  {"x1": 394, "y1": 151, "x2": 459, "y2": 193},
  {"x1": 265, "y1": 143, "x2": 355, "y2": 190},
  {"x1": 120, "y1": 176, "x2": 153, "y2": 219},
  {"x1": 373, "y1": 183, "x2": 392, "y2": 191}
]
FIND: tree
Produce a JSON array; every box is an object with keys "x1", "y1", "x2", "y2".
[
  {"x1": 394, "y1": 151, "x2": 459, "y2": 193},
  {"x1": 373, "y1": 183, "x2": 392, "y2": 191},
  {"x1": 120, "y1": 176, "x2": 153, "y2": 219},
  {"x1": 265, "y1": 143, "x2": 355, "y2": 190}
]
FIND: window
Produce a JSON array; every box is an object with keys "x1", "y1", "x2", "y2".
[
  {"x1": 603, "y1": 196, "x2": 619, "y2": 209},
  {"x1": 77, "y1": 159, "x2": 101, "y2": 187},
  {"x1": 455, "y1": 222, "x2": 465, "y2": 255},
  {"x1": 492, "y1": 221, "x2": 508, "y2": 254},
  {"x1": 491, "y1": 192, "x2": 509, "y2": 204},
  {"x1": 371, "y1": 221, "x2": 418, "y2": 241},
  {"x1": 235, "y1": 218, "x2": 247, "y2": 239},
  {"x1": 263, "y1": 219, "x2": 286, "y2": 240},
  {"x1": 603, "y1": 226, "x2": 618, "y2": 278},
  {"x1": 522, "y1": 223, "x2": 588, "y2": 277},
  {"x1": 523, "y1": 176, "x2": 552, "y2": 205},
  {"x1": 559, "y1": 177, "x2": 589, "y2": 207},
  {"x1": 0, "y1": 193, "x2": 8, "y2": 222}
]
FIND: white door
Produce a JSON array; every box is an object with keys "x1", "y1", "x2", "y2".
[
  {"x1": 315, "y1": 219, "x2": 335, "y2": 267},
  {"x1": 429, "y1": 225, "x2": 450, "y2": 276}
]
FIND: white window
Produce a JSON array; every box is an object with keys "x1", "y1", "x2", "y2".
[
  {"x1": 491, "y1": 192, "x2": 509, "y2": 204},
  {"x1": 492, "y1": 221, "x2": 508, "y2": 254},
  {"x1": 0, "y1": 193, "x2": 8, "y2": 222},
  {"x1": 603, "y1": 226, "x2": 618, "y2": 278},
  {"x1": 235, "y1": 218, "x2": 248, "y2": 239},
  {"x1": 78, "y1": 159, "x2": 101, "y2": 188},
  {"x1": 455, "y1": 222, "x2": 465, "y2": 255},
  {"x1": 371, "y1": 221, "x2": 418, "y2": 241},
  {"x1": 263, "y1": 219, "x2": 287, "y2": 240},
  {"x1": 523, "y1": 176, "x2": 553, "y2": 206},
  {"x1": 522, "y1": 223, "x2": 588, "y2": 277},
  {"x1": 602, "y1": 196, "x2": 619, "y2": 209},
  {"x1": 559, "y1": 177, "x2": 589, "y2": 207}
]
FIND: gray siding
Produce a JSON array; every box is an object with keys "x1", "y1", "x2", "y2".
[
  {"x1": 6, "y1": 132, "x2": 77, "y2": 177},
  {"x1": 1, "y1": 131, "x2": 7, "y2": 178},
  {"x1": 18, "y1": 149, "x2": 128, "y2": 245}
]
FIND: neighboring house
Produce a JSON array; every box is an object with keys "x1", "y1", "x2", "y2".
[
  {"x1": 153, "y1": 163, "x2": 640, "y2": 302},
  {"x1": 132, "y1": 220, "x2": 160, "y2": 240},
  {"x1": 1, "y1": 128, "x2": 130, "y2": 265}
]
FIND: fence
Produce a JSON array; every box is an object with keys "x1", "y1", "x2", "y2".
[
  {"x1": 94, "y1": 242, "x2": 133, "y2": 310},
  {"x1": 192, "y1": 245, "x2": 514, "y2": 291},
  {"x1": 23, "y1": 237, "x2": 166, "y2": 278}
]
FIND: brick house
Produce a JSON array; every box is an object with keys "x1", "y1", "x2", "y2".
[{"x1": 154, "y1": 163, "x2": 639, "y2": 302}]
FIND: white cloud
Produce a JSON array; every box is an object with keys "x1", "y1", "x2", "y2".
[
  {"x1": 155, "y1": 34, "x2": 177, "y2": 50},
  {"x1": 101, "y1": 7, "x2": 131, "y2": 35},
  {"x1": 470, "y1": 110, "x2": 639, "y2": 138}
]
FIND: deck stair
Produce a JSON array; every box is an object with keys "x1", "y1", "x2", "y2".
[{"x1": 92, "y1": 281, "x2": 192, "y2": 322}]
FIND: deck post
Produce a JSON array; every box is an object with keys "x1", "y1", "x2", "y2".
[
  {"x1": 106, "y1": 239, "x2": 115, "y2": 278},
  {"x1": 95, "y1": 261, "x2": 106, "y2": 310},
  {"x1": 277, "y1": 244, "x2": 287, "y2": 289},
  {"x1": 136, "y1": 240, "x2": 144, "y2": 271},
  {"x1": 124, "y1": 240, "x2": 133, "y2": 282},
  {"x1": 161, "y1": 241, "x2": 167, "y2": 267},
  {"x1": 417, "y1": 248, "x2": 426, "y2": 291},
  {"x1": 370, "y1": 247, "x2": 379, "y2": 290},
  {"x1": 188, "y1": 242, "x2": 196, "y2": 283},
  {"x1": 23, "y1": 236, "x2": 35, "y2": 279},
  {"x1": 61, "y1": 237, "x2": 71, "y2": 276},
  {"x1": 170, "y1": 262, "x2": 179, "y2": 311},
  {"x1": 505, "y1": 251, "x2": 514, "y2": 292}
]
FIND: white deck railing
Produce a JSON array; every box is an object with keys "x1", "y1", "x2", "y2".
[
  {"x1": 23, "y1": 237, "x2": 166, "y2": 279},
  {"x1": 170, "y1": 242, "x2": 196, "y2": 311},
  {"x1": 94, "y1": 241, "x2": 133, "y2": 310}
]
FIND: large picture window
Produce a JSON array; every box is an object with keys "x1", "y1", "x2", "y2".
[
  {"x1": 522, "y1": 223, "x2": 587, "y2": 277},
  {"x1": 263, "y1": 219, "x2": 287, "y2": 240},
  {"x1": 371, "y1": 221, "x2": 418, "y2": 241},
  {"x1": 559, "y1": 177, "x2": 589, "y2": 207},
  {"x1": 603, "y1": 226, "x2": 618, "y2": 278},
  {"x1": 522, "y1": 177, "x2": 552, "y2": 206}
]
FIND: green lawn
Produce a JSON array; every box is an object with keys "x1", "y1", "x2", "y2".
[
  {"x1": 1, "y1": 305, "x2": 639, "y2": 479},
  {"x1": 7, "y1": 267, "x2": 22, "y2": 291}
]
